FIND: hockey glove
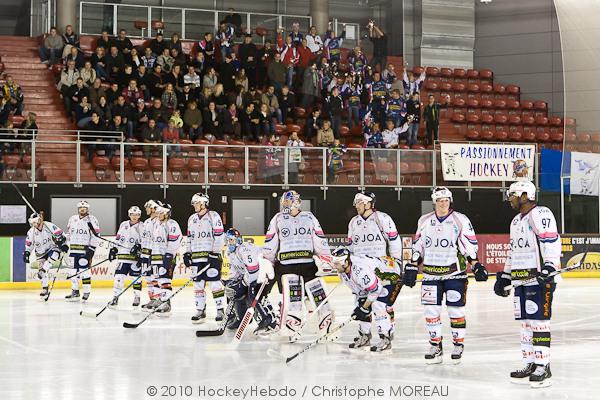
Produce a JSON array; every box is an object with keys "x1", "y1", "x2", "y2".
[
  {"x1": 538, "y1": 263, "x2": 557, "y2": 285},
  {"x1": 183, "y1": 252, "x2": 193, "y2": 267},
  {"x1": 493, "y1": 272, "x2": 511, "y2": 297},
  {"x1": 163, "y1": 253, "x2": 174, "y2": 269},
  {"x1": 472, "y1": 262, "x2": 489, "y2": 282},
  {"x1": 85, "y1": 246, "x2": 96, "y2": 262},
  {"x1": 402, "y1": 263, "x2": 419, "y2": 288},
  {"x1": 130, "y1": 243, "x2": 141, "y2": 258},
  {"x1": 351, "y1": 305, "x2": 372, "y2": 322},
  {"x1": 108, "y1": 247, "x2": 118, "y2": 262},
  {"x1": 23, "y1": 251, "x2": 31, "y2": 264},
  {"x1": 59, "y1": 243, "x2": 69, "y2": 253},
  {"x1": 257, "y1": 258, "x2": 275, "y2": 284}
]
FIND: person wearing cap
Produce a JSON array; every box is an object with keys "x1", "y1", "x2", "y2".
[
  {"x1": 403, "y1": 187, "x2": 488, "y2": 364},
  {"x1": 495, "y1": 181, "x2": 560, "y2": 388},
  {"x1": 65, "y1": 201, "x2": 101, "y2": 302}
]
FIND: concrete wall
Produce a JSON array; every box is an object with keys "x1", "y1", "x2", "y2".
[{"x1": 474, "y1": 0, "x2": 563, "y2": 116}]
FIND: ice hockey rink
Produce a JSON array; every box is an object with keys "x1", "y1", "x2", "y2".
[{"x1": 0, "y1": 279, "x2": 598, "y2": 400}]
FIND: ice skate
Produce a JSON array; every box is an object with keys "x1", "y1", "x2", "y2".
[
  {"x1": 215, "y1": 309, "x2": 225, "y2": 322},
  {"x1": 81, "y1": 292, "x2": 90, "y2": 302},
  {"x1": 132, "y1": 295, "x2": 140, "y2": 307},
  {"x1": 451, "y1": 344, "x2": 464, "y2": 364},
  {"x1": 39, "y1": 287, "x2": 49, "y2": 298},
  {"x1": 155, "y1": 300, "x2": 171, "y2": 315},
  {"x1": 529, "y1": 364, "x2": 552, "y2": 388},
  {"x1": 370, "y1": 334, "x2": 392, "y2": 353},
  {"x1": 65, "y1": 290, "x2": 80, "y2": 302},
  {"x1": 510, "y1": 363, "x2": 536, "y2": 384},
  {"x1": 108, "y1": 297, "x2": 118, "y2": 309},
  {"x1": 349, "y1": 331, "x2": 371, "y2": 349},
  {"x1": 425, "y1": 342, "x2": 443, "y2": 364},
  {"x1": 191, "y1": 309, "x2": 206, "y2": 324}
]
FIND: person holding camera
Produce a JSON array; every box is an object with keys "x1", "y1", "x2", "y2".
[{"x1": 368, "y1": 20, "x2": 388, "y2": 72}]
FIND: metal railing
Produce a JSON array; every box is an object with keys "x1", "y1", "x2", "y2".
[
  {"x1": 30, "y1": 0, "x2": 55, "y2": 37},
  {"x1": 79, "y1": 1, "x2": 312, "y2": 45},
  {"x1": 1, "y1": 135, "x2": 536, "y2": 198}
]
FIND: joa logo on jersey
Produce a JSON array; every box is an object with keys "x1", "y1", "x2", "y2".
[
  {"x1": 281, "y1": 227, "x2": 313, "y2": 237},
  {"x1": 353, "y1": 233, "x2": 384, "y2": 243},
  {"x1": 424, "y1": 236, "x2": 455, "y2": 248}
]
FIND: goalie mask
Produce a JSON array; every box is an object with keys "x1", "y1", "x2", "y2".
[
  {"x1": 225, "y1": 228, "x2": 243, "y2": 253},
  {"x1": 280, "y1": 190, "x2": 301, "y2": 214}
]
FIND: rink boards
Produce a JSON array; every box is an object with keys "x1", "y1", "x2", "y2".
[{"x1": 0, "y1": 234, "x2": 599, "y2": 288}]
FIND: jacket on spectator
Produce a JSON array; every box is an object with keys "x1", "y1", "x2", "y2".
[
  {"x1": 267, "y1": 60, "x2": 286, "y2": 87},
  {"x1": 59, "y1": 68, "x2": 80, "y2": 90}
]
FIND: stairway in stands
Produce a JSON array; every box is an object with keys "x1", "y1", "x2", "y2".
[{"x1": 0, "y1": 35, "x2": 92, "y2": 182}]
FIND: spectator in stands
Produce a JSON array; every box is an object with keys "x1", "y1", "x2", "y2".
[
  {"x1": 325, "y1": 86, "x2": 343, "y2": 138},
  {"x1": 39, "y1": 26, "x2": 63, "y2": 67},
  {"x1": 403, "y1": 67, "x2": 426, "y2": 97},
  {"x1": 156, "y1": 47, "x2": 174, "y2": 73},
  {"x1": 19, "y1": 112, "x2": 38, "y2": 145},
  {"x1": 108, "y1": 114, "x2": 127, "y2": 140},
  {"x1": 79, "y1": 61, "x2": 97, "y2": 87},
  {"x1": 59, "y1": 60, "x2": 79, "y2": 96},
  {"x1": 122, "y1": 79, "x2": 144, "y2": 105},
  {"x1": 257, "y1": 40, "x2": 276, "y2": 87},
  {"x1": 126, "y1": 47, "x2": 142, "y2": 70},
  {"x1": 238, "y1": 34, "x2": 258, "y2": 87},
  {"x1": 346, "y1": 74, "x2": 362, "y2": 130},
  {"x1": 202, "y1": 67, "x2": 218, "y2": 92},
  {"x1": 134, "y1": 65, "x2": 150, "y2": 100},
  {"x1": 65, "y1": 46, "x2": 84, "y2": 69},
  {"x1": 296, "y1": 38, "x2": 313, "y2": 90},
  {"x1": 191, "y1": 52, "x2": 206, "y2": 79},
  {"x1": 240, "y1": 102, "x2": 258, "y2": 141},
  {"x1": 386, "y1": 89, "x2": 405, "y2": 127},
  {"x1": 368, "y1": 21, "x2": 388, "y2": 72},
  {"x1": 169, "y1": 109, "x2": 183, "y2": 129},
  {"x1": 165, "y1": 64, "x2": 184, "y2": 92},
  {"x1": 246, "y1": 86, "x2": 262, "y2": 108},
  {"x1": 105, "y1": 83, "x2": 120, "y2": 104},
  {"x1": 423, "y1": 94, "x2": 450, "y2": 146},
  {"x1": 289, "y1": 22, "x2": 303, "y2": 47},
  {"x1": 184, "y1": 65, "x2": 201, "y2": 91},
  {"x1": 149, "y1": 98, "x2": 169, "y2": 130},
  {"x1": 267, "y1": 52, "x2": 286, "y2": 92},
  {"x1": 183, "y1": 101, "x2": 202, "y2": 141},
  {"x1": 287, "y1": 131, "x2": 305, "y2": 184},
  {"x1": 327, "y1": 138, "x2": 346, "y2": 183},
  {"x1": 219, "y1": 54, "x2": 237, "y2": 93},
  {"x1": 92, "y1": 46, "x2": 108, "y2": 81},
  {"x1": 129, "y1": 99, "x2": 149, "y2": 139},
  {"x1": 0, "y1": 98, "x2": 12, "y2": 127},
  {"x1": 110, "y1": 95, "x2": 128, "y2": 125},
  {"x1": 168, "y1": 33, "x2": 183, "y2": 55},
  {"x1": 2, "y1": 76, "x2": 24, "y2": 116},
  {"x1": 65, "y1": 77, "x2": 89, "y2": 118},
  {"x1": 92, "y1": 95, "x2": 112, "y2": 124},
  {"x1": 381, "y1": 119, "x2": 399, "y2": 149},
  {"x1": 306, "y1": 26, "x2": 324, "y2": 56},
  {"x1": 105, "y1": 45, "x2": 125, "y2": 82},
  {"x1": 382, "y1": 63, "x2": 397, "y2": 88},
  {"x1": 301, "y1": 62, "x2": 320, "y2": 108},
  {"x1": 222, "y1": 103, "x2": 240, "y2": 138},
  {"x1": 96, "y1": 30, "x2": 112, "y2": 53},
  {"x1": 84, "y1": 112, "x2": 108, "y2": 161},
  {"x1": 203, "y1": 101, "x2": 222, "y2": 139},
  {"x1": 0, "y1": 121, "x2": 20, "y2": 155},
  {"x1": 261, "y1": 85, "x2": 281, "y2": 123},
  {"x1": 75, "y1": 96, "x2": 93, "y2": 128},
  {"x1": 231, "y1": 85, "x2": 246, "y2": 110},
  {"x1": 224, "y1": 8, "x2": 242, "y2": 33},
  {"x1": 406, "y1": 92, "x2": 421, "y2": 146},
  {"x1": 141, "y1": 119, "x2": 162, "y2": 157},
  {"x1": 114, "y1": 29, "x2": 133, "y2": 55},
  {"x1": 198, "y1": 86, "x2": 213, "y2": 110},
  {"x1": 323, "y1": 26, "x2": 345, "y2": 63},
  {"x1": 277, "y1": 28, "x2": 299, "y2": 87},
  {"x1": 264, "y1": 134, "x2": 283, "y2": 183},
  {"x1": 348, "y1": 46, "x2": 369, "y2": 76},
  {"x1": 199, "y1": 32, "x2": 216, "y2": 67},
  {"x1": 257, "y1": 103, "x2": 274, "y2": 137},
  {"x1": 234, "y1": 69, "x2": 249, "y2": 92},
  {"x1": 147, "y1": 64, "x2": 166, "y2": 99},
  {"x1": 217, "y1": 22, "x2": 235, "y2": 60},
  {"x1": 142, "y1": 47, "x2": 157, "y2": 70},
  {"x1": 278, "y1": 85, "x2": 295, "y2": 123},
  {"x1": 117, "y1": 64, "x2": 135, "y2": 90},
  {"x1": 178, "y1": 84, "x2": 197, "y2": 114},
  {"x1": 170, "y1": 47, "x2": 186, "y2": 66},
  {"x1": 163, "y1": 119, "x2": 182, "y2": 156},
  {"x1": 211, "y1": 84, "x2": 227, "y2": 111},
  {"x1": 88, "y1": 78, "x2": 105, "y2": 106},
  {"x1": 161, "y1": 83, "x2": 178, "y2": 111},
  {"x1": 304, "y1": 108, "x2": 321, "y2": 141},
  {"x1": 365, "y1": 122, "x2": 384, "y2": 148},
  {"x1": 150, "y1": 33, "x2": 167, "y2": 57},
  {"x1": 317, "y1": 119, "x2": 335, "y2": 147}
]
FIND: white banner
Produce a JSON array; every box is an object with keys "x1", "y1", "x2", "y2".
[
  {"x1": 440, "y1": 143, "x2": 536, "y2": 181},
  {"x1": 0, "y1": 205, "x2": 27, "y2": 224},
  {"x1": 570, "y1": 152, "x2": 600, "y2": 196}
]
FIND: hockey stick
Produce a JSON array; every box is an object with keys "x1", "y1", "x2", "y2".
[
  {"x1": 194, "y1": 291, "x2": 238, "y2": 338},
  {"x1": 87, "y1": 222, "x2": 130, "y2": 250},
  {"x1": 417, "y1": 273, "x2": 476, "y2": 283},
  {"x1": 81, "y1": 274, "x2": 143, "y2": 318},
  {"x1": 65, "y1": 257, "x2": 110, "y2": 279},
  {"x1": 123, "y1": 264, "x2": 210, "y2": 329},
  {"x1": 503, "y1": 262, "x2": 587, "y2": 291},
  {"x1": 284, "y1": 316, "x2": 356, "y2": 364},
  {"x1": 44, "y1": 253, "x2": 66, "y2": 302},
  {"x1": 290, "y1": 282, "x2": 342, "y2": 341},
  {"x1": 230, "y1": 281, "x2": 268, "y2": 347}
]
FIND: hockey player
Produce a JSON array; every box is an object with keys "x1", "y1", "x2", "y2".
[
  {"x1": 223, "y1": 228, "x2": 277, "y2": 333},
  {"x1": 151, "y1": 202, "x2": 182, "y2": 314},
  {"x1": 140, "y1": 200, "x2": 160, "y2": 310},
  {"x1": 330, "y1": 247, "x2": 399, "y2": 352},
  {"x1": 262, "y1": 190, "x2": 333, "y2": 338},
  {"x1": 494, "y1": 181, "x2": 560, "y2": 388},
  {"x1": 183, "y1": 193, "x2": 226, "y2": 323},
  {"x1": 403, "y1": 187, "x2": 488, "y2": 364},
  {"x1": 108, "y1": 206, "x2": 143, "y2": 308},
  {"x1": 65, "y1": 201, "x2": 100, "y2": 301},
  {"x1": 24, "y1": 212, "x2": 68, "y2": 297},
  {"x1": 347, "y1": 191, "x2": 403, "y2": 338}
]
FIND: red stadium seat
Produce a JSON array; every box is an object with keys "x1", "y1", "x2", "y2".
[
  {"x1": 465, "y1": 130, "x2": 480, "y2": 140},
  {"x1": 453, "y1": 68, "x2": 466, "y2": 78},
  {"x1": 494, "y1": 84, "x2": 506, "y2": 93},
  {"x1": 479, "y1": 69, "x2": 493, "y2": 80},
  {"x1": 440, "y1": 68, "x2": 453, "y2": 79},
  {"x1": 466, "y1": 69, "x2": 479, "y2": 80},
  {"x1": 426, "y1": 67, "x2": 440, "y2": 76},
  {"x1": 506, "y1": 85, "x2": 520, "y2": 95}
]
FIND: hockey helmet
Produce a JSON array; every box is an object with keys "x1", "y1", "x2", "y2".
[
  {"x1": 507, "y1": 180, "x2": 536, "y2": 201},
  {"x1": 28, "y1": 212, "x2": 42, "y2": 226},
  {"x1": 431, "y1": 186, "x2": 453, "y2": 203},
  {"x1": 128, "y1": 206, "x2": 142, "y2": 216},
  {"x1": 280, "y1": 190, "x2": 301, "y2": 213},
  {"x1": 330, "y1": 246, "x2": 351, "y2": 267},
  {"x1": 144, "y1": 199, "x2": 158, "y2": 209},
  {"x1": 156, "y1": 201, "x2": 172, "y2": 215},
  {"x1": 225, "y1": 228, "x2": 243, "y2": 253},
  {"x1": 77, "y1": 200, "x2": 90, "y2": 210},
  {"x1": 191, "y1": 193, "x2": 210, "y2": 207},
  {"x1": 353, "y1": 191, "x2": 376, "y2": 207}
]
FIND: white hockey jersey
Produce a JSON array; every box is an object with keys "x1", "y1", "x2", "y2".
[
  {"x1": 141, "y1": 217, "x2": 157, "y2": 261},
  {"x1": 66, "y1": 214, "x2": 100, "y2": 253},
  {"x1": 186, "y1": 210, "x2": 225, "y2": 262},
  {"x1": 150, "y1": 219, "x2": 182, "y2": 264},
  {"x1": 340, "y1": 255, "x2": 384, "y2": 302},
  {"x1": 504, "y1": 205, "x2": 561, "y2": 282},
  {"x1": 347, "y1": 211, "x2": 402, "y2": 259},
  {"x1": 263, "y1": 211, "x2": 331, "y2": 265},
  {"x1": 25, "y1": 222, "x2": 65, "y2": 257},
  {"x1": 227, "y1": 242, "x2": 261, "y2": 285},
  {"x1": 412, "y1": 210, "x2": 478, "y2": 277},
  {"x1": 115, "y1": 220, "x2": 143, "y2": 262}
]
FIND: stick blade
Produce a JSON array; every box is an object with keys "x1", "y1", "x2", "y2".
[
  {"x1": 285, "y1": 354, "x2": 298, "y2": 364},
  {"x1": 123, "y1": 322, "x2": 140, "y2": 329},
  {"x1": 231, "y1": 309, "x2": 255, "y2": 347},
  {"x1": 80, "y1": 311, "x2": 98, "y2": 318},
  {"x1": 195, "y1": 329, "x2": 225, "y2": 337}
]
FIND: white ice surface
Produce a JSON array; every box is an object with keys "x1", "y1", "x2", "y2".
[{"x1": 1, "y1": 279, "x2": 599, "y2": 400}]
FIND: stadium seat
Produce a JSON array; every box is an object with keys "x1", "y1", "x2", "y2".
[
  {"x1": 131, "y1": 157, "x2": 148, "y2": 181},
  {"x1": 440, "y1": 68, "x2": 453, "y2": 79},
  {"x1": 426, "y1": 67, "x2": 439, "y2": 76},
  {"x1": 480, "y1": 113, "x2": 494, "y2": 124},
  {"x1": 149, "y1": 157, "x2": 163, "y2": 181},
  {"x1": 479, "y1": 69, "x2": 493, "y2": 80},
  {"x1": 168, "y1": 157, "x2": 186, "y2": 181},
  {"x1": 453, "y1": 68, "x2": 466, "y2": 78},
  {"x1": 494, "y1": 99, "x2": 507, "y2": 109},
  {"x1": 494, "y1": 84, "x2": 506, "y2": 93},
  {"x1": 465, "y1": 130, "x2": 480, "y2": 140},
  {"x1": 534, "y1": 101, "x2": 547, "y2": 111},
  {"x1": 208, "y1": 159, "x2": 224, "y2": 183},
  {"x1": 451, "y1": 113, "x2": 466, "y2": 123},
  {"x1": 494, "y1": 129, "x2": 508, "y2": 141}
]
